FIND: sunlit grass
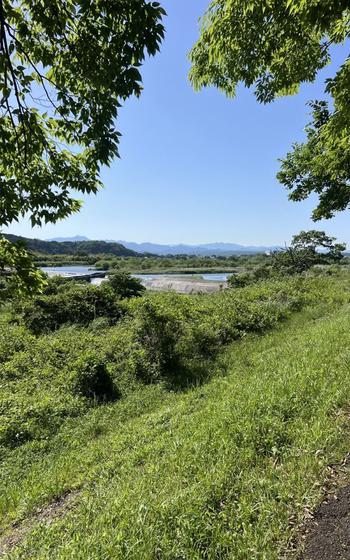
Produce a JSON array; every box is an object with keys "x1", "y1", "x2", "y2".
[{"x1": 1, "y1": 294, "x2": 350, "y2": 558}]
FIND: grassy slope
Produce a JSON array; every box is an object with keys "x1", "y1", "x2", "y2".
[{"x1": 1, "y1": 298, "x2": 350, "y2": 558}]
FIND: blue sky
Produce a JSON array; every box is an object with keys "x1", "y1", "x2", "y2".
[{"x1": 6, "y1": 0, "x2": 350, "y2": 246}]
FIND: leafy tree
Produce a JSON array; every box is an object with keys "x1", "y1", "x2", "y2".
[
  {"x1": 270, "y1": 247, "x2": 314, "y2": 275},
  {"x1": 190, "y1": 1, "x2": 350, "y2": 219},
  {"x1": 0, "y1": 237, "x2": 46, "y2": 300},
  {"x1": 104, "y1": 271, "x2": 145, "y2": 299},
  {"x1": 291, "y1": 230, "x2": 345, "y2": 260},
  {"x1": 0, "y1": 0, "x2": 165, "y2": 294},
  {"x1": 271, "y1": 230, "x2": 346, "y2": 274}
]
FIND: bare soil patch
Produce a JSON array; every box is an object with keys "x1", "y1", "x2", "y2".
[
  {"x1": 0, "y1": 490, "x2": 78, "y2": 557},
  {"x1": 299, "y1": 456, "x2": 350, "y2": 560},
  {"x1": 300, "y1": 484, "x2": 350, "y2": 559}
]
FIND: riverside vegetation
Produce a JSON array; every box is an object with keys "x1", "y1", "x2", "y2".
[
  {"x1": 35, "y1": 253, "x2": 265, "y2": 275},
  {"x1": 1, "y1": 263, "x2": 350, "y2": 558}
]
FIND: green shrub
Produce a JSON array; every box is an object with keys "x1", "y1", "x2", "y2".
[
  {"x1": 0, "y1": 324, "x2": 33, "y2": 363},
  {"x1": 0, "y1": 320, "x2": 153, "y2": 449},
  {"x1": 104, "y1": 320, "x2": 157, "y2": 387},
  {"x1": 229, "y1": 273, "x2": 253, "y2": 287},
  {"x1": 18, "y1": 274, "x2": 144, "y2": 335},
  {"x1": 128, "y1": 296, "x2": 186, "y2": 375},
  {"x1": 69, "y1": 352, "x2": 120, "y2": 401},
  {"x1": 227, "y1": 266, "x2": 274, "y2": 288},
  {"x1": 104, "y1": 271, "x2": 145, "y2": 298},
  {"x1": 21, "y1": 282, "x2": 124, "y2": 334},
  {"x1": 94, "y1": 259, "x2": 112, "y2": 270},
  {"x1": 0, "y1": 391, "x2": 86, "y2": 449},
  {"x1": 41, "y1": 275, "x2": 71, "y2": 295},
  {"x1": 89, "y1": 317, "x2": 111, "y2": 331},
  {"x1": 125, "y1": 280, "x2": 302, "y2": 385}
]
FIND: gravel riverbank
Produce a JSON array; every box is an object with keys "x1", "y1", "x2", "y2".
[{"x1": 140, "y1": 276, "x2": 226, "y2": 293}]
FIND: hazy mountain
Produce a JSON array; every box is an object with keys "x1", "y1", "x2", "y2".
[
  {"x1": 48, "y1": 235, "x2": 90, "y2": 242},
  {"x1": 117, "y1": 241, "x2": 280, "y2": 256},
  {"x1": 44, "y1": 235, "x2": 281, "y2": 255}
]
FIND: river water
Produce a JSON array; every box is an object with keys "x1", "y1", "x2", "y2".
[
  {"x1": 41, "y1": 266, "x2": 95, "y2": 277},
  {"x1": 41, "y1": 266, "x2": 230, "y2": 283}
]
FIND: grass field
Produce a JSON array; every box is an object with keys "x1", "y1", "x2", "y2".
[{"x1": 1, "y1": 276, "x2": 350, "y2": 559}]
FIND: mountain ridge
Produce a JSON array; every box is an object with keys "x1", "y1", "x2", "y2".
[
  {"x1": 4, "y1": 235, "x2": 137, "y2": 257},
  {"x1": 46, "y1": 236, "x2": 280, "y2": 255},
  {"x1": 48, "y1": 235, "x2": 89, "y2": 243}
]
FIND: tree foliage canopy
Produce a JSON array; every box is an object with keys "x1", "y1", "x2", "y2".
[
  {"x1": 271, "y1": 230, "x2": 346, "y2": 274},
  {"x1": 0, "y1": 0, "x2": 165, "y2": 227},
  {"x1": 190, "y1": 1, "x2": 350, "y2": 220},
  {"x1": 0, "y1": 0, "x2": 165, "y2": 295},
  {"x1": 291, "y1": 229, "x2": 345, "y2": 256},
  {"x1": 0, "y1": 237, "x2": 46, "y2": 300}
]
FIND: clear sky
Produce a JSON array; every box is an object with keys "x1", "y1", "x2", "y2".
[{"x1": 5, "y1": 0, "x2": 350, "y2": 246}]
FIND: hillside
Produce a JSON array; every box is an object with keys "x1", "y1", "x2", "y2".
[
  {"x1": 3, "y1": 234, "x2": 138, "y2": 257},
  {"x1": 1, "y1": 275, "x2": 350, "y2": 558}
]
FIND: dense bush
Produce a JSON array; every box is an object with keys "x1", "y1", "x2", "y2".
[
  {"x1": 227, "y1": 266, "x2": 274, "y2": 287},
  {"x1": 0, "y1": 322, "x2": 34, "y2": 363},
  {"x1": 19, "y1": 283, "x2": 123, "y2": 334},
  {"x1": 227, "y1": 261, "x2": 348, "y2": 289},
  {"x1": 104, "y1": 271, "x2": 145, "y2": 298},
  {"x1": 126, "y1": 285, "x2": 292, "y2": 384},
  {"x1": 1, "y1": 276, "x2": 348, "y2": 451},
  {"x1": 0, "y1": 324, "x2": 149, "y2": 449},
  {"x1": 17, "y1": 274, "x2": 145, "y2": 335},
  {"x1": 228, "y1": 271, "x2": 256, "y2": 287},
  {"x1": 16, "y1": 273, "x2": 143, "y2": 334},
  {"x1": 69, "y1": 352, "x2": 120, "y2": 401},
  {"x1": 227, "y1": 231, "x2": 346, "y2": 287}
]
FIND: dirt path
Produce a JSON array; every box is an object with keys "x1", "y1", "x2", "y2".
[
  {"x1": 301, "y1": 485, "x2": 350, "y2": 559},
  {"x1": 299, "y1": 457, "x2": 350, "y2": 560}
]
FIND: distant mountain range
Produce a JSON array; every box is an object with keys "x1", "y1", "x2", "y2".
[
  {"x1": 117, "y1": 241, "x2": 281, "y2": 255},
  {"x1": 48, "y1": 236, "x2": 280, "y2": 255}
]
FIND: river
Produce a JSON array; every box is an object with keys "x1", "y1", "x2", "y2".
[{"x1": 41, "y1": 266, "x2": 231, "y2": 283}]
